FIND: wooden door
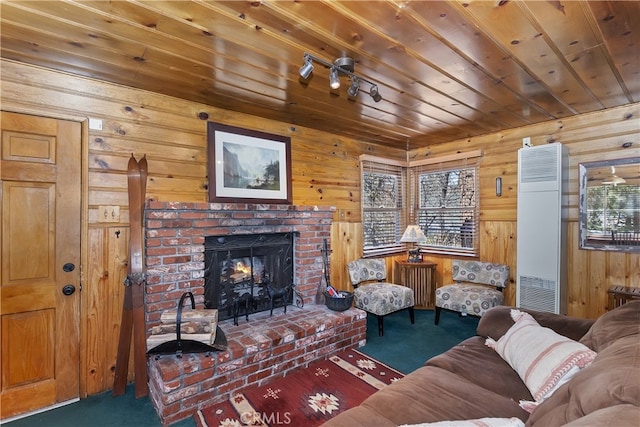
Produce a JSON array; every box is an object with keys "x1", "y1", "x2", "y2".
[{"x1": 0, "y1": 111, "x2": 81, "y2": 419}]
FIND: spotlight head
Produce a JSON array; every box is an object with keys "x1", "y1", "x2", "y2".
[
  {"x1": 347, "y1": 77, "x2": 360, "y2": 97},
  {"x1": 299, "y1": 59, "x2": 314, "y2": 79},
  {"x1": 369, "y1": 85, "x2": 382, "y2": 102},
  {"x1": 329, "y1": 67, "x2": 340, "y2": 90}
]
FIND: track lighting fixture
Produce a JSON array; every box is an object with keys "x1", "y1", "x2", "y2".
[
  {"x1": 329, "y1": 67, "x2": 340, "y2": 89},
  {"x1": 299, "y1": 56, "x2": 314, "y2": 79},
  {"x1": 369, "y1": 85, "x2": 381, "y2": 102},
  {"x1": 347, "y1": 77, "x2": 360, "y2": 97},
  {"x1": 299, "y1": 53, "x2": 382, "y2": 102}
]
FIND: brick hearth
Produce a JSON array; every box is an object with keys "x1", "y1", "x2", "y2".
[
  {"x1": 143, "y1": 202, "x2": 367, "y2": 424},
  {"x1": 148, "y1": 305, "x2": 366, "y2": 425}
]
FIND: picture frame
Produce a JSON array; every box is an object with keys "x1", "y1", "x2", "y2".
[{"x1": 207, "y1": 122, "x2": 292, "y2": 204}]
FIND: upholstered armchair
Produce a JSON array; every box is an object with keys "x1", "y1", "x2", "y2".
[
  {"x1": 347, "y1": 258, "x2": 415, "y2": 336},
  {"x1": 435, "y1": 259, "x2": 510, "y2": 325}
]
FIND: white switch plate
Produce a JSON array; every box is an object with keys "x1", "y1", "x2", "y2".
[
  {"x1": 89, "y1": 118, "x2": 103, "y2": 130},
  {"x1": 522, "y1": 136, "x2": 532, "y2": 147}
]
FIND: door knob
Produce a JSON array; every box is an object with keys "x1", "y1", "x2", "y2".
[
  {"x1": 63, "y1": 263, "x2": 75, "y2": 272},
  {"x1": 62, "y1": 284, "x2": 76, "y2": 296}
]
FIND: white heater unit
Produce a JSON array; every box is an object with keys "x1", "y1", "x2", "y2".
[{"x1": 516, "y1": 142, "x2": 568, "y2": 314}]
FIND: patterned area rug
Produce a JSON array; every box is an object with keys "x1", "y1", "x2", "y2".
[{"x1": 194, "y1": 348, "x2": 404, "y2": 427}]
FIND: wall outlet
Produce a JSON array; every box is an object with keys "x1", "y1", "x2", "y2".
[
  {"x1": 522, "y1": 136, "x2": 532, "y2": 147},
  {"x1": 98, "y1": 205, "x2": 120, "y2": 223}
]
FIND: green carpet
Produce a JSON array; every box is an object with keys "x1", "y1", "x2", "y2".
[
  {"x1": 5, "y1": 309, "x2": 477, "y2": 427},
  {"x1": 359, "y1": 308, "x2": 479, "y2": 374},
  {"x1": 3, "y1": 383, "x2": 193, "y2": 427}
]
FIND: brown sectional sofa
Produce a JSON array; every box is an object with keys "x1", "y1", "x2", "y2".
[{"x1": 323, "y1": 301, "x2": 640, "y2": 426}]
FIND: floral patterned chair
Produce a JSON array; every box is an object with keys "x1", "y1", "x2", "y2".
[
  {"x1": 435, "y1": 259, "x2": 510, "y2": 325},
  {"x1": 347, "y1": 258, "x2": 415, "y2": 336}
]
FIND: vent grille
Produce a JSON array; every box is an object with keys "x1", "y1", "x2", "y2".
[
  {"x1": 520, "y1": 146, "x2": 558, "y2": 183},
  {"x1": 519, "y1": 275, "x2": 557, "y2": 312}
]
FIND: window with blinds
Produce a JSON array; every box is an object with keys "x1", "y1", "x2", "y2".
[
  {"x1": 361, "y1": 157, "x2": 407, "y2": 257},
  {"x1": 411, "y1": 160, "x2": 480, "y2": 256}
]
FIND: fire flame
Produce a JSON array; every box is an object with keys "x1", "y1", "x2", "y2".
[{"x1": 235, "y1": 261, "x2": 251, "y2": 275}]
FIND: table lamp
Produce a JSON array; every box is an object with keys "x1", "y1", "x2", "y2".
[{"x1": 400, "y1": 225, "x2": 427, "y2": 263}]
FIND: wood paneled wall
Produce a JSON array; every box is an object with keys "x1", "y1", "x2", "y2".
[
  {"x1": 1, "y1": 59, "x2": 638, "y2": 396},
  {"x1": 409, "y1": 104, "x2": 640, "y2": 320},
  {"x1": 0, "y1": 59, "x2": 404, "y2": 396}
]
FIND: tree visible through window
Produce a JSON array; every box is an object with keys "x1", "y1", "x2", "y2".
[
  {"x1": 413, "y1": 163, "x2": 479, "y2": 255},
  {"x1": 587, "y1": 184, "x2": 639, "y2": 235},
  {"x1": 361, "y1": 158, "x2": 406, "y2": 257}
]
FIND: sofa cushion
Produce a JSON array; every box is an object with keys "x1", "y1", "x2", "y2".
[
  {"x1": 451, "y1": 260, "x2": 510, "y2": 288},
  {"x1": 425, "y1": 336, "x2": 532, "y2": 402},
  {"x1": 353, "y1": 282, "x2": 415, "y2": 316},
  {"x1": 580, "y1": 300, "x2": 640, "y2": 352},
  {"x1": 562, "y1": 405, "x2": 640, "y2": 427},
  {"x1": 477, "y1": 306, "x2": 595, "y2": 343},
  {"x1": 319, "y1": 404, "x2": 397, "y2": 427},
  {"x1": 486, "y1": 309, "x2": 596, "y2": 403},
  {"x1": 525, "y1": 335, "x2": 640, "y2": 427},
  {"x1": 435, "y1": 284, "x2": 504, "y2": 317},
  {"x1": 322, "y1": 364, "x2": 529, "y2": 426}
]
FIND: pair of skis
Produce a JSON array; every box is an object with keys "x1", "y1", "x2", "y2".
[{"x1": 113, "y1": 154, "x2": 148, "y2": 398}]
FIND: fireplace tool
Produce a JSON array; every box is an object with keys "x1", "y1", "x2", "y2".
[
  {"x1": 315, "y1": 238, "x2": 331, "y2": 304},
  {"x1": 147, "y1": 292, "x2": 227, "y2": 359},
  {"x1": 292, "y1": 282, "x2": 304, "y2": 308}
]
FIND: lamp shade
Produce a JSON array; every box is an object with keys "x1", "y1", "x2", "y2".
[{"x1": 400, "y1": 225, "x2": 427, "y2": 243}]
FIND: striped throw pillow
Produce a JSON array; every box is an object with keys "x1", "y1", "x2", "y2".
[{"x1": 486, "y1": 309, "x2": 596, "y2": 404}]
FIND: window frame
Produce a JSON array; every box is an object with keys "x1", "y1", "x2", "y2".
[
  {"x1": 409, "y1": 152, "x2": 481, "y2": 257},
  {"x1": 360, "y1": 155, "x2": 408, "y2": 258}
]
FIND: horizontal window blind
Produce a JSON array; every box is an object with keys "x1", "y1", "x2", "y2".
[
  {"x1": 410, "y1": 159, "x2": 480, "y2": 256},
  {"x1": 361, "y1": 158, "x2": 407, "y2": 257}
]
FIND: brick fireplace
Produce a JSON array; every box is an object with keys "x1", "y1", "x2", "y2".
[{"x1": 143, "y1": 202, "x2": 367, "y2": 424}]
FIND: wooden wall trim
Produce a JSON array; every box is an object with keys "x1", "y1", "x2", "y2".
[
  {"x1": 408, "y1": 149, "x2": 483, "y2": 167},
  {"x1": 359, "y1": 153, "x2": 408, "y2": 166}
]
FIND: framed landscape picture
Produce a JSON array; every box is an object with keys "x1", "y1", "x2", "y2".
[{"x1": 207, "y1": 122, "x2": 292, "y2": 204}]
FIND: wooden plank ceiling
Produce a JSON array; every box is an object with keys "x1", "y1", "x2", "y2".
[{"x1": 1, "y1": 1, "x2": 638, "y2": 149}]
